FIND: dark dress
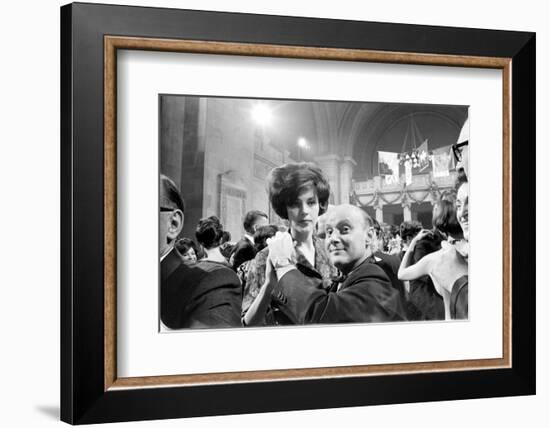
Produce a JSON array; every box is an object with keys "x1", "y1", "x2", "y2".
[
  {"x1": 450, "y1": 275, "x2": 468, "y2": 320},
  {"x1": 161, "y1": 249, "x2": 242, "y2": 329},
  {"x1": 373, "y1": 251, "x2": 415, "y2": 321},
  {"x1": 405, "y1": 235, "x2": 445, "y2": 321}
]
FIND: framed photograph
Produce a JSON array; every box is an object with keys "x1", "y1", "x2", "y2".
[{"x1": 61, "y1": 2, "x2": 535, "y2": 424}]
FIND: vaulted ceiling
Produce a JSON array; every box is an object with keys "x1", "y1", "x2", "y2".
[
  {"x1": 202, "y1": 97, "x2": 468, "y2": 180},
  {"x1": 266, "y1": 99, "x2": 467, "y2": 179}
]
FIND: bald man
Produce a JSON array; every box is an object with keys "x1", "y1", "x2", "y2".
[{"x1": 266, "y1": 204, "x2": 406, "y2": 324}]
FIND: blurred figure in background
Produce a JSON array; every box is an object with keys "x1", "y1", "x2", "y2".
[
  {"x1": 175, "y1": 237, "x2": 198, "y2": 263},
  {"x1": 370, "y1": 218, "x2": 408, "y2": 313},
  {"x1": 196, "y1": 216, "x2": 229, "y2": 264},
  {"x1": 231, "y1": 210, "x2": 269, "y2": 270},
  {"x1": 399, "y1": 221, "x2": 422, "y2": 259},
  {"x1": 236, "y1": 224, "x2": 279, "y2": 298},
  {"x1": 219, "y1": 230, "x2": 234, "y2": 262}
]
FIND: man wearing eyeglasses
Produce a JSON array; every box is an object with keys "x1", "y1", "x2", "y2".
[
  {"x1": 448, "y1": 119, "x2": 470, "y2": 319},
  {"x1": 159, "y1": 175, "x2": 186, "y2": 262},
  {"x1": 453, "y1": 117, "x2": 470, "y2": 179},
  {"x1": 452, "y1": 117, "x2": 470, "y2": 245},
  {"x1": 160, "y1": 174, "x2": 242, "y2": 329}
]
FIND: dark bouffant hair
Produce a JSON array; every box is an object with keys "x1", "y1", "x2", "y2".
[
  {"x1": 432, "y1": 198, "x2": 464, "y2": 240},
  {"x1": 243, "y1": 210, "x2": 268, "y2": 234},
  {"x1": 267, "y1": 162, "x2": 330, "y2": 220},
  {"x1": 412, "y1": 232, "x2": 443, "y2": 264},
  {"x1": 455, "y1": 168, "x2": 468, "y2": 191},
  {"x1": 195, "y1": 216, "x2": 224, "y2": 249},
  {"x1": 400, "y1": 221, "x2": 422, "y2": 242},
  {"x1": 175, "y1": 237, "x2": 197, "y2": 255},
  {"x1": 253, "y1": 225, "x2": 279, "y2": 253}
]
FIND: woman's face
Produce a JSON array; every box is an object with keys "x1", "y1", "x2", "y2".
[
  {"x1": 456, "y1": 182, "x2": 469, "y2": 241},
  {"x1": 286, "y1": 185, "x2": 320, "y2": 237},
  {"x1": 182, "y1": 247, "x2": 197, "y2": 262}
]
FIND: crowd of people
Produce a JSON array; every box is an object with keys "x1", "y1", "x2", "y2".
[{"x1": 160, "y1": 140, "x2": 469, "y2": 329}]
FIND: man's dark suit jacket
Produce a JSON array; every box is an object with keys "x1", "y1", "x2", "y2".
[
  {"x1": 272, "y1": 259, "x2": 406, "y2": 324},
  {"x1": 374, "y1": 251, "x2": 406, "y2": 297},
  {"x1": 231, "y1": 237, "x2": 256, "y2": 270},
  {"x1": 161, "y1": 249, "x2": 242, "y2": 329}
]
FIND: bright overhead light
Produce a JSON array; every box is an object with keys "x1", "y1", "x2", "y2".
[
  {"x1": 297, "y1": 137, "x2": 308, "y2": 148},
  {"x1": 251, "y1": 104, "x2": 273, "y2": 126}
]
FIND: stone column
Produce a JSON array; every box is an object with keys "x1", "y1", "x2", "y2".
[
  {"x1": 339, "y1": 156, "x2": 357, "y2": 205},
  {"x1": 375, "y1": 206, "x2": 384, "y2": 224},
  {"x1": 401, "y1": 190, "x2": 412, "y2": 222},
  {"x1": 403, "y1": 204, "x2": 412, "y2": 222},
  {"x1": 314, "y1": 154, "x2": 341, "y2": 204}
]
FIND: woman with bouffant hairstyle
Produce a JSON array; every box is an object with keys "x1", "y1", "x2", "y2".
[
  {"x1": 243, "y1": 162, "x2": 337, "y2": 326},
  {"x1": 267, "y1": 162, "x2": 331, "y2": 220}
]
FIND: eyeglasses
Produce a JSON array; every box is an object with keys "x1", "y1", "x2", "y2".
[
  {"x1": 452, "y1": 140, "x2": 468, "y2": 163},
  {"x1": 160, "y1": 207, "x2": 176, "y2": 212}
]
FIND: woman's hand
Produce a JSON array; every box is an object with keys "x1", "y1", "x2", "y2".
[
  {"x1": 411, "y1": 229, "x2": 432, "y2": 246},
  {"x1": 267, "y1": 231, "x2": 296, "y2": 266},
  {"x1": 267, "y1": 231, "x2": 297, "y2": 280}
]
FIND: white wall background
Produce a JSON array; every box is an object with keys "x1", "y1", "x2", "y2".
[{"x1": 0, "y1": 1, "x2": 545, "y2": 427}]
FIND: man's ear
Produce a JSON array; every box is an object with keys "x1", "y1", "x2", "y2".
[
  {"x1": 167, "y1": 210, "x2": 184, "y2": 240},
  {"x1": 365, "y1": 226, "x2": 374, "y2": 249}
]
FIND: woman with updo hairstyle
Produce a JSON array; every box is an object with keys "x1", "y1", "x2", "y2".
[
  {"x1": 242, "y1": 162, "x2": 337, "y2": 326},
  {"x1": 186, "y1": 216, "x2": 242, "y2": 323},
  {"x1": 398, "y1": 194, "x2": 468, "y2": 320},
  {"x1": 195, "y1": 216, "x2": 229, "y2": 264}
]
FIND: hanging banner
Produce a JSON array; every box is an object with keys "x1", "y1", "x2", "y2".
[
  {"x1": 378, "y1": 151, "x2": 400, "y2": 185},
  {"x1": 448, "y1": 145, "x2": 457, "y2": 170},
  {"x1": 432, "y1": 145, "x2": 452, "y2": 178},
  {"x1": 417, "y1": 139, "x2": 430, "y2": 172},
  {"x1": 405, "y1": 160, "x2": 413, "y2": 185}
]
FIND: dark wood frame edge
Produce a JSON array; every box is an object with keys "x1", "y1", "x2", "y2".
[
  {"x1": 103, "y1": 36, "x2": 512, "y2": 391},
  {"x1": 60, "y1": 3, "x2": 535, "y2": 424}
]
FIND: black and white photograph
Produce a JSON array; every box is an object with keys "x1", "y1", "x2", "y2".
[
  {"x1": 159, "y1": 95, "x2": 470, "y2": 330},
  {"x1": 1, "y1": 0, "x2": 543, "y2": 425}
]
